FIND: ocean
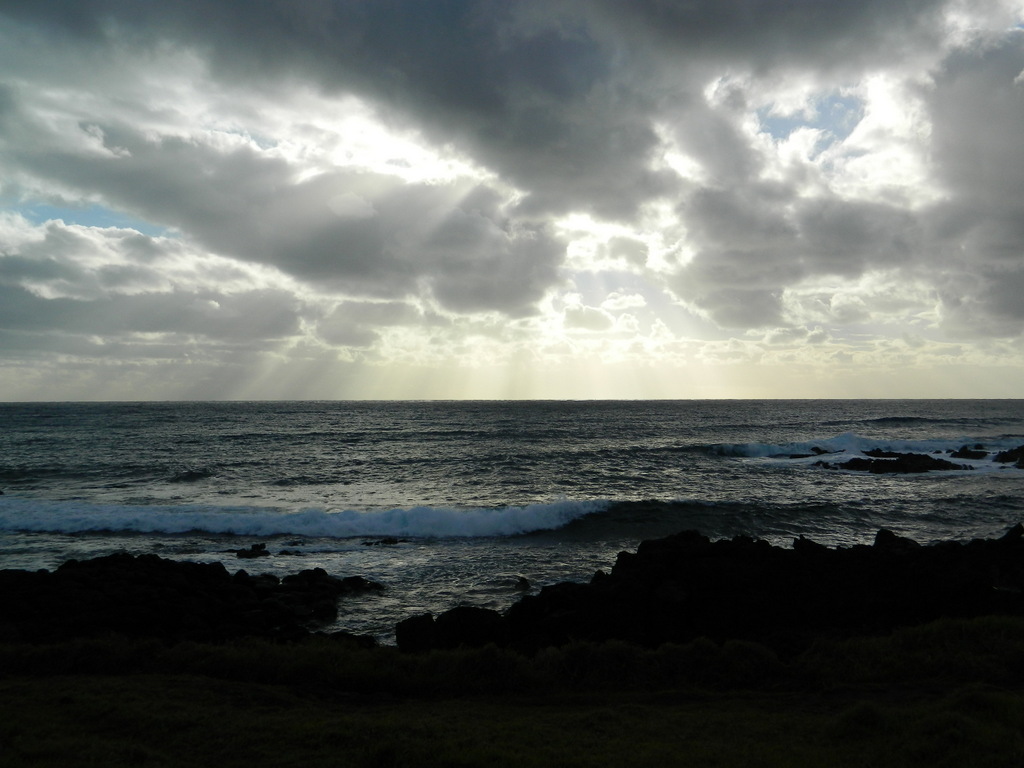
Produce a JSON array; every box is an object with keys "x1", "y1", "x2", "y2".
[{"x1": 2, "y1": 399, "x2": 1023, "y2": 642}]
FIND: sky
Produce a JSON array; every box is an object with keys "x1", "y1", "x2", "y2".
[{"x1": 1, "y1": 1, "x2": 1023, "y2": 400}]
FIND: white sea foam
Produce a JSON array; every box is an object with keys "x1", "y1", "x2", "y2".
[
  {"x1": 711, "y1": 431, "x2": 1024, "y2": 473},
  {"x1": 0, "y1": 496, "x2": 607, "y2": 538}
]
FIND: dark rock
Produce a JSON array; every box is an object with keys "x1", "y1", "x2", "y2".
[
  {"x1": 1000, "y1": 523, "x2": 1024, "y2": 543},
  {"x1": 395, "y1": 613, "x2": 437, "y2": 652},
  {"x1": 793, "y1": 535, "x2": 829, "y2": 554},
  {"x1": 235, "y1": 543, "x2": 271, "y2": 559},
  {"x1": 338, "y1": 575, "x2": 387, "y2": 594},
  {"x1": 396, "y1": 606, "x2": 511, "y2": 651},
  {"x1": 820, "y1": 452, "x2": 971, "y2": 473},
  {"x1": 873, "y1": 528, "x2": 921, "y2": 553},
  {"x1": 863, "y1": 448, "x2": 904, "y2": 458},
  {"x1": 0, "y1": 552, "x2": 383, "y2": 644},
  {"x1": 994, "y1": 445, "x2": 1024, "y2": 464},
  {"x1": 951, "y1": 445, "x2": 988, "y2": 460},
  {"x1": 421, "y1": 525, "x2": 1024, "y2": 656},
  {"x1": 434, "y1": 606, "x2": 508, "y2": 649}
]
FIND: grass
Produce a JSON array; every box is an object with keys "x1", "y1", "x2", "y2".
[{"x1": 2, "y1": 617, "x2": 1024, "y2": 767}]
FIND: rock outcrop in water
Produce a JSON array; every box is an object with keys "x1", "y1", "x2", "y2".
[
  {"x1": 398, "y1": 525, "x2": 1024, "y2": 655},
  {"x1": 0, "y1": 552, "x2": 383, "y2": 644},
  {"x1": 809, "y1": 443, "x2": 1024, "y2": 473},
  {"x1": 994, "y1": 445, "x2": 1024, "y2": 467},
  {"x1": 815, "y1": 451, "x2": 971, "y2": 473}
]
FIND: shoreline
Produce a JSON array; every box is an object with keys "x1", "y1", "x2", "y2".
[
  {"x1": 3, "y1": 524, "x2": 1023, "y2": 649},
  {"x1": 4, "y1": 527, "x2": 1024, "y2": 766}
]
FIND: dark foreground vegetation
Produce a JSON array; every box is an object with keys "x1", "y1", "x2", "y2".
[
  {"x1": 3, "y1": 619, "x2": 1024, "y2": 767},
  {"x1": 3, "y1": 527, "x2": 1024, "y2": 766}
]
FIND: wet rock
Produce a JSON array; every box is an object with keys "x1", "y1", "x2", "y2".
[
  {"x1": 951, "y1": 445, "x2": 988, "y2": 460},
  {"x1": 817, "y1": 452, "x2": 971, "y2": 473},
  {"x1": 994, "y1": 445, "x2": 1024, "y2": 465},
  {"x1": 235, "y1": 543, "x2": 271, "y2": 559},
  {"x1": 863, "y1": 448, "x2": 904, "y2": 458}
]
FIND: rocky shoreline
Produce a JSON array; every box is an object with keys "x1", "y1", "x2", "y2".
[
  {"x1": 0, "y1": 552, "x2": 383, "y2": 644},
  {"x1": 3, "y1": 525, "x2": 1023, "y2": 654},
  {"x1": 795, "y1": 444, "x2": 1024, "y2": 473},
  {"x1": 397, "y1": 524, "x2": 1024, "y2": 654}
]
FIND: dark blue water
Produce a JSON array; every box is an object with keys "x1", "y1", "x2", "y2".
[{"x1": 1, "y1": 400, "x2": 1023, "y2": 641}]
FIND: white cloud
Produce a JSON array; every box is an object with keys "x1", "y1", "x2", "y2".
[
  {"x1": 564, "y1": 304, "x2": 615, "y2": 332},
  {"x1": 601, "y1": 292, "x2": 647, "y2": 311}
]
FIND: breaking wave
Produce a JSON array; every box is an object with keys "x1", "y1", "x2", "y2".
[{"x1": 0, "y1": 496, "x2": 608, "y2": 539}]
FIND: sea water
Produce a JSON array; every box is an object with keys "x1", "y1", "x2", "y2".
[{"x1": 2, "y1": 399, "x2": 1022, "y2": 641}]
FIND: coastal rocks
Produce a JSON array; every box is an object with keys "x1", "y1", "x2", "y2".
[
  {"x1": 815, "y1": 451, "x2": 971, "y2": 473},
  {"x1": 396, "y1": 606, "x2": 508, "y2": 652},
  {"x1": 951, "y1": 444, "x2": 988, "y2": 460},
  {"x1": 811, "y1": 444, "x2": 1024, "y2": 473},
  {"x1": 234, "y1": 543, "x2": 272, "y2": 558},
  {"x1": 994, "y1": 445, "x2": 1024, "y2": 467},
  {"x1": 397, "y1": 525, "x2": 1024, "y2": 655},
  {"x1": 0, "y1": 552, "x2": 383, "y2": 644}
]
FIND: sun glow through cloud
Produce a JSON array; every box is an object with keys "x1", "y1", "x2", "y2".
[{"x1": 0, "y1": 1, "x2": 1023, "y2": 399}]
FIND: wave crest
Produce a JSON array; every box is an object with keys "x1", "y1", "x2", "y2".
[{"x1": 0, "y1": 497, "x2": 607, "y2": 539}]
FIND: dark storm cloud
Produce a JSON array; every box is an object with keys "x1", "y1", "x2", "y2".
[
  {"x1": 2, "y1": 0, "x2": 1023, "y2": 344},
  {"x1": 4, "y1": 113, "x2": 563, "y2": 314},
  {"x1": 670, "y1": 183, "x2": 929, "y2": 327},
  {"x1": 0, "y1": 0, "x2": 673, "y2": 220},
  {"x1": 0, "y1": 0, "x2": 954, "y2": 240},
  {"x1": 578, "y1": 0, "x2": 950, "y2": 71},
  {"x1": 794, "y1": 199, "x2": 922, "y2": 277}
]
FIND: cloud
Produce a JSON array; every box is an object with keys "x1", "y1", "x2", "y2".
[
  {"x1": 0, "y1": 0, "x2": 678, "y2": 220},
  {"x1": 579, "y1": 0, "x2": 955, "y2": 72},
  {"x1": 317, "y1": 300, "x2": 424, "y2": 348},
  {"x1": 922, "y1": 31, "x2": 1024, "y2": 336},
  {"x1": 1, "y1": 1, "x2": 1023, "y2": 398},
  {"x1": 0, "y1": 215, "x2": 309, "y2": 367},
  {"x1": 0, "y1": 281, "x2": 301, "y2": 341},
  {"x1": 1, "y1": 98, "x2": 565, "y2": 314},
  {"x1": 601, "y1": 291, "x2": 646, "y2": 311},
  {"x1": 564, "y1": 304, "x2": 614, "y2": 331}
]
